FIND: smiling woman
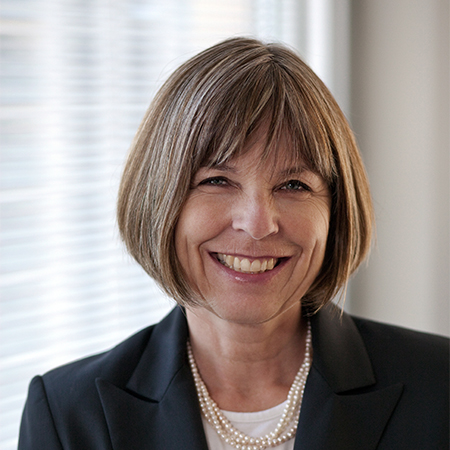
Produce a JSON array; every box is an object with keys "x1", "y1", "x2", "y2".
[
  {"x1": 19, "y1": 37, "x2": 448, "y2": 450},
  {"x1": 117, "y1": 37, "x2": 373, "y2": 314},
  {"x1": 175, "y1": 136, "x2": 331, "y2": 326}
]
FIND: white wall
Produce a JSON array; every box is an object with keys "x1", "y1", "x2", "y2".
[{"x1": 347, "y1": 0, "x2": 449, "y2": 336}]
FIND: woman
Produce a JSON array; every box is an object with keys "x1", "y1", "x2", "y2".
[{"x1": 19, "y1": 37, "x2": 448, "y2": 450}]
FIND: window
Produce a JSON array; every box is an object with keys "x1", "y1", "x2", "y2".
[{"x1": 1, "y1": 1, "x2": 334, "y2": 447}]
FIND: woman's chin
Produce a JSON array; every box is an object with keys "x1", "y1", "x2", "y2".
[{"x1": 193, "y1": 296, "x2": 302, "y2": 327}]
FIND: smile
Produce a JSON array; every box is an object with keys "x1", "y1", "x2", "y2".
[{"x1": 216, "y1": 253, "x2": 280, "y2": 274}]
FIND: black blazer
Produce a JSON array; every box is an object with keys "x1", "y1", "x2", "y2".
[{"x1": 19, "y1": 306, "x2": 449, "y2": 450}]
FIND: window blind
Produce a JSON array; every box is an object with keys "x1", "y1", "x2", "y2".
[{"x1": 0, "y1": 1, "x2": 308, "y2": 447}]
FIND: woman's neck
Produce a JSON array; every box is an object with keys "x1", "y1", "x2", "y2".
[{"x1": 185, "y1": 304, "x2": 308, "y2": 412}]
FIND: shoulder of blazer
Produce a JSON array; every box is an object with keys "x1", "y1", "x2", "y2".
[
  {"x1": 296, "y1": 305, "x2": 449, "y2": 450},
  {"x1": 40, "y1": 306, "x2": 187, "y2": 397},
  {"x1": 351, "y1": 314, "x2": 449, "y2": 404},
  {"x1": 42, "y1": 321, "x2": 157, "y2": 391},
  {"x1": 354, "y1": 315, "x2": 449, "y2": 449},
  {"x1": 310, "y1": 305, "x2": 449, "y2": 391},
  {"x1": 352, "y1": 314, "x2": 449, "y2": 367},
  {"x1": 28, "y1": 307, "x2": 190, "y2": 450}
]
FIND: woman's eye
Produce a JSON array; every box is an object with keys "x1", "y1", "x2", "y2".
[
  {"x1": 199, "y1": 177, "x2": 228, "y2": 186},
  {"x1": 281, "y1": 180, "x2": 310, "y2": 191}
]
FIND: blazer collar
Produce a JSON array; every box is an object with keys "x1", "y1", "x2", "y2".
[
  {"x1": 310, "y1": 303, "x2": 376, "y2": 392},
  {"x1": 97, "y1": 307, "x2": 209, "y2": 450},
  {"x1": 126, "y1": 305, "x2": 189, "y2": 401},
  {"x1": 97, "y1": 305, "x2": 403, "y2": 450},
  {"x1": 295, "y1": 304, "x2": 403, "y2": 450}
]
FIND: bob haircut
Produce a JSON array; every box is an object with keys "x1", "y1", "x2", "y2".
[{"x1": 117, "y1": 37, "x2": 374, "y2": 313}]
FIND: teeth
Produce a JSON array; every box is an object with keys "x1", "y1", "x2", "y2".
[
  {"x1": 216, "y1": 254, "x2": 279, "y2": 274},
  {"x1": 240, "y1": 258, "x2": 250, "y2": 272},
  {"x1": 225, "y1": 254, "x2": 234, "y2": 267},
  {"x1": 250, "y1": 259, "x2": 261, "y2": 272}
]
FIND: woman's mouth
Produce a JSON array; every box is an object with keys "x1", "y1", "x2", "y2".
[{"x1": 215, "y1": 253, "x2": 281, "y2": 274}]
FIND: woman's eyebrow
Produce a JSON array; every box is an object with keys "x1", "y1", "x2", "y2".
[
  {"x1": 200, "y1": 164, "x2": 313, "y2": 177},
  {"x1": 203, "y1": 163, "x2": 237, "y2": 173}
]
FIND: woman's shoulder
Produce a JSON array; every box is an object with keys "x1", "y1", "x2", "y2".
[
  {"x1": 20, "y1": 308, "x2": 188, "y2": 448},
  {"x1": 350, "y1": 314, "x2": 449, "y2": 384},
  {"x1": 33, "y1": 307, "x2": 184, "y2": 398},
  {"x1": 351, "y1": 314, "x2": 449, "y2": 357},
  {"x1": 39, "y1": 324, "x2": 156, "y2": 397},
  {"x1": 20, "y1": 323, "x2": 159, "y2": 448},
  {"x1": 313, "y1": 306, "x2": 448, "y2": 387}
]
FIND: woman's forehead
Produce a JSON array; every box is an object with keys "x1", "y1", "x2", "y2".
[
  {"x1": 202, "y1": 139, "x2": 313, "y2": 178},
  {"x1": 204, "y1": 123, "x2": 303, "y2": 163}
]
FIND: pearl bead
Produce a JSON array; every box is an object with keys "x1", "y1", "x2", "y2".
[{"x1": 187, "y1": 320, "x2": 312, "y2": 450}]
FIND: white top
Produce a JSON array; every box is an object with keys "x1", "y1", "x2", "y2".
[{"x1": 202, "y1": 400, "x2": 296, "y2": 450}]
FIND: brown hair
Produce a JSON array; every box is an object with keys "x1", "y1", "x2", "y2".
[{"x1": 117, "y1": 37, "x2": 374, "y2": 312}]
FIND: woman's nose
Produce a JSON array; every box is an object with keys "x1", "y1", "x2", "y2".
[{"x1": 231, "y1": 192, "x2": 279, "y2": 240}]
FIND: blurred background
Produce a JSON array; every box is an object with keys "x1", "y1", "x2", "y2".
[{"x1": 1, "y1": 0, "x2": 448, "y2": 448}]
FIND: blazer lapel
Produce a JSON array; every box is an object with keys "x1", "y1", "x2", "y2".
[
  {"x1": 95, "y1": 305, "x2": 403, "y2": 450},
  {"x1": 96, "y1": 307, "x2": 209, "y2": 450},
  {"x1": 295, "y1": 306, "x2": 403, "y2": 450}
]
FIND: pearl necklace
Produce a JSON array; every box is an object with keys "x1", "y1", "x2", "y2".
[{"x1": 187, "y1": 321, "x2": 312, "y2": 450}]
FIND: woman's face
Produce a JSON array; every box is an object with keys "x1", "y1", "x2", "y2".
[{"x1": 175, "y1": 133, "x2": 331, "y2": 325}]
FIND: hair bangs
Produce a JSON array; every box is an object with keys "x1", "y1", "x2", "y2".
[
  {"x1": 186, "y1": 59, "x2": 280, "y2": 170},
  {"x1": 248, "y1": 91, "x2": 338, "y2": 186},
  {"x1": 187, "y1": 60, "x2": 336, "y2": 186}
]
